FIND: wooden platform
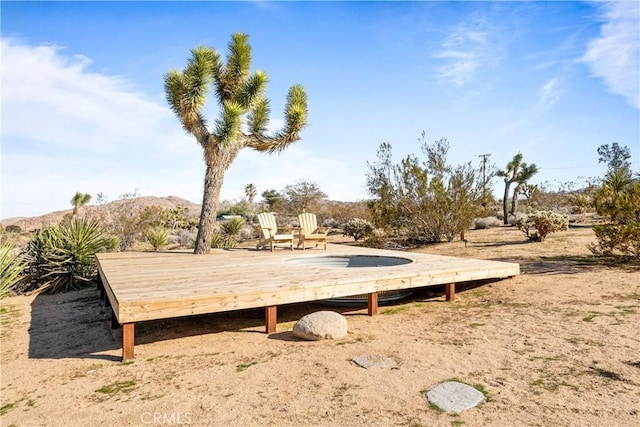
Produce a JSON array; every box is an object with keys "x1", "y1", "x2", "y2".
[{"x1": 95, "y1": 245, "x2": 519, "y2": 360}]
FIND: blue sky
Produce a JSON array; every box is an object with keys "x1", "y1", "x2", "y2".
[{"x1": 1, "y1": 1, "x2": 639, "y2": 219}]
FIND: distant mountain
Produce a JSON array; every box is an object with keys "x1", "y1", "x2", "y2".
[{"x1": 1, "y1": 196, "x2": 201, "y2": 232}]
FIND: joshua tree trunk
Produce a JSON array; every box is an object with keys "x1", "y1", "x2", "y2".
[
  {"x1": 510, "y1": 183, "x2": 523, "y2": 217},
  {"x1": 502, "y1": 180, "x2": 511, "y2": 225},
  {"x1": 194, "y1": 165, "x2": 222, "y2": 254}
]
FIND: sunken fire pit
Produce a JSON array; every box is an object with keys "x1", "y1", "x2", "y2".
[{"x1": 286, "y1": 255, "x2": 415, "y2": 305}]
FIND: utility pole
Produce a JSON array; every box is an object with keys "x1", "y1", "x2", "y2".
[{"x1": 478, "y1": 153, "x2": 491, "y2": 207}]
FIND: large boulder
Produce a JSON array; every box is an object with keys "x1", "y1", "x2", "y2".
[{"x1": 293, "y1": 311, "x2": 348, "y2": 341}]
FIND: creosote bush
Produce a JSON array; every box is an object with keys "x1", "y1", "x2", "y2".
[
  {"x1": 366, "y1": 134, "x2": 482, "y2": 244},
  {"x1": 342, "y1": 218, "x2": 374, "y2": 241},
  {"x1": 516, "y1": 211, "x2": 569, "y2": 242}
]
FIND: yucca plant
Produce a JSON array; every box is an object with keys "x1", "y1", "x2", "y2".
[
  {"x1": 145, "y1": 226, "x2": 169, "y2": 251},
  {"x1": 210, "y1": 231, "x2": 224, "y2": 249},
  {"x1": 0, "y1": 237, "x2": 27, "y2": 298},
  {"x1": 220, "y1": 217, "x2": 245, "y2": 248},
  {"x1": 24, "y1": 218, "x2": 113, "y2": 294}
]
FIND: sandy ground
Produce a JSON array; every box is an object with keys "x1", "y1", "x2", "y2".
[{"x1": 1, "y1": 225, "x2": 639, "y2": 427}]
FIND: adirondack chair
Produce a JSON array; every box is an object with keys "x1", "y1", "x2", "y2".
[
  {"x1": 297, "y1": 212, "x2": 330, "y2": 250},
  {"x1": 256, "y1": 212, "x2": 293, "y2": 252}
]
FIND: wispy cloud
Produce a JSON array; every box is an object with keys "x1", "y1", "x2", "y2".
[
  {"x1": 581, "y1": 1, "x2": 640, "y2": 109},
  {"x1": 1, "y1": 39, "x2": 178, "y2": 153},
  {"x1": 538, "y1": 78, "x2": 561, "y2": 110},
  {"x1": 0, "y1": 39, "x2": 351, "y2": 218},
  {"x1": 434, "y1": 17, "x2": 504, "y2": 88}
]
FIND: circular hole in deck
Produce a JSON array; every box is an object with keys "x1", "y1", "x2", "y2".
[
  {"x1": 285, "y1": 255, "x2": 414, "y2": 306},
  {"x1": 285, "y1": 255, "x2": 413, "y2": 268}
]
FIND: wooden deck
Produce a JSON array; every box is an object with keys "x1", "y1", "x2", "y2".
[{"x1": 96, "y1": 245, "x2": 520, "y2": 360}]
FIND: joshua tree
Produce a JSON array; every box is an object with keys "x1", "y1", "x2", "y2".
[
  {"x1": 496, "y1": 153, "x2": 538, "y2": 224},
  {"x1": 70, "y1": 192, "x2": 92, "y2": 216},
  {"x1": 165, "y1": 32, "x2": 308, "y2": 253}
]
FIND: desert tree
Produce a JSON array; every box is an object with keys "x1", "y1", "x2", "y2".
[
  {"x1": 261, "y1": 189, "x2": 284, "y2": 213},
  {"x1": 70, "y1": 192, "x2": 92, "y2": 216},
  {"x1": 496, "y1": 153, "x2": 538, "y2": 224},
  {"x1": 284, "y1": 180, "x2": 327, "y2": 214},
  {"x1": 597, "y1": 142, "x2": 631, "y2": 173},
  {"x1": 244, "y1": 183, "x2": 257, "y2": 205},
  {"x1": 165, "y1": 32, "x2": 308, "y2": 253}
]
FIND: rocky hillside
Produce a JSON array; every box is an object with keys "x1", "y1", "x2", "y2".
[{"x1": 1, "y1": 196, "x2": 201, "y2": 232}]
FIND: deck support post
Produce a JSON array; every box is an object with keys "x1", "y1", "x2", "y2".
[
  {"x1": 265, "y1": 306, "x2": 277, "y2": 333},
  {"x1": 367, "y1": 292, "x2": 378, "y2": 316},
  {"x1": 445, "y1": 283, "x2": 455, "y2": 301},
  {"x1": 122, "y1": 323, "x2": 135, "y2": 361}
]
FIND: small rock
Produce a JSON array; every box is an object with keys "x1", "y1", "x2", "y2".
[
  {"x1": 352, "y1": 354, "x2": 398, "y2": 369},
  {"x1": 293, "y1": 311, "x2": 348, "y2": 341},
  {"x1": 426, "y1": 381, "x2": 486, "y2": 413}
]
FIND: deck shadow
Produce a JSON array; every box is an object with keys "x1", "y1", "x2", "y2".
[
  {"x1": 489, "y1": 255, "x2": 637, "y2": 275},
  {"x1": 28, "y1": 287, "x2": 120, "y2": 361}
]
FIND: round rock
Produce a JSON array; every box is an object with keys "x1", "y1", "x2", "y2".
[{"x1": 292, "y1": 311, "x2": 348, "y2": 340}]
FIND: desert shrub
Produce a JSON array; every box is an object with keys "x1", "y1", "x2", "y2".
[
  {"x1": 0, "y1": 237, "x2": 27, "y2": 298},
  {"x1": 507, "y1": 213, "x2": 523, "y2": 226},
  {"x1": 4, "y1": 225, "x2": 22, "y2": 234},
  {"x1": 322, "y1": 218, "x2": 339, "y2": 228},
  {"x1": 590, "y1": 222, "x2": 640, "y2": 258},
  {"x1": 516, "y1": 211, "x2": 569, "y2": 242},
  {"x1": 104, "y1": 200, "x2": 144, "y2": 251},
  {"x1": 22, "y1": 218, "x2": 115, "y2": 294},
  {"x1": 342, "y1": 218, "x2": 374, "y2": 241},
  {"x1": 239, "y1": 224, "x2": 257, "y2": 241},
  {"x1": 366, "y1": 135, "x2": 482, "y2": 244},
  {"x1": 589, "y1": 170, "x2": 640, "y2": 260},
  {"x1": 145, "y1": 226, "x2": 169, "y2": 251},
  {"x1": 360, "y1": 231, "x2": 388, "y2": 249},
  {"x1": 473, "y1": 216, "x2": 502, "y2": 230},
  {"x1": 170, "y1": 229, "x2": 196, "y2": 248}
]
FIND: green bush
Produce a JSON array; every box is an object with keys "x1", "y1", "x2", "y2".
[
  {"x1": 23, "y1": 218, "x2": 115, "y2": 294},
  {"x1": 342, "y1": 218, "x2": 374, "y2": 241},
  {"x1": 145, "y1": 226, "x2": 169, "y2": 251},
  {"x1": 516, "y1": 211, "x2": 569, "y2": 242},
  {"x1": 589, "y1": 169, "x2": 640, "y2": 260},
  {"x1": 590, "y1": 222, "x2": 640, "y2": 258},
  {"x1": 0, "y1": 237, "x2": 27, "y2": 298},
  {"x1": 4, "y1": 225, "x2": 22, "y2": 234},
  {"x1": 366, "y1": 135, "x2": 482, "y2": 244}
]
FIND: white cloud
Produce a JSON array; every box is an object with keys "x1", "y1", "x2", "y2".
[
  {"x1": 538, "y1": 78, "x2": 561, "y2": 110},
  {"x1": 582, "y1": 1, "x2": 640, "y2": 109},
  {"x1": 0, "y1": 39, "x2": 358, "y2": 219},
  {"x1": 434, "y1": 18, "x2": 504, "y2": 88}
]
